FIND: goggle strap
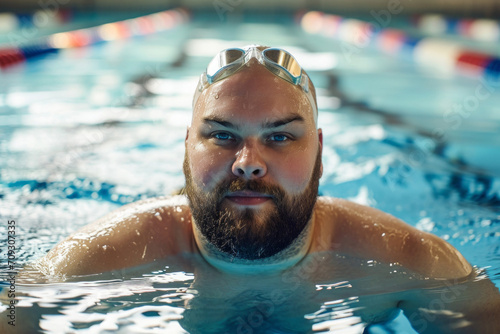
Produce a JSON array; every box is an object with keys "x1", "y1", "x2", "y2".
[
  {"x1": 198, "y1": 73, "x2": 207, "y2": 91},
  {"x1": 301, "y1": 73, "x2": 310, "y2": 93}
]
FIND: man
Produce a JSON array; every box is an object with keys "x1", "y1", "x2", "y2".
[
  {"x1": 36, "y1": 45, "x2": 471, "y2": 278},
  {"x1": 30, "y1": 46, "x2": 500, "y2": 331}
]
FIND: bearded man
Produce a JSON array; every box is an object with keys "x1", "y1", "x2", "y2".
[{"x1": 29, "y1": 45, "x2": 500, "y2": 333}]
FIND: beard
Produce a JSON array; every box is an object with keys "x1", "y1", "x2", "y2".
[{"x1": 183, "y1": 147, "x2": 322, "y2": 261}]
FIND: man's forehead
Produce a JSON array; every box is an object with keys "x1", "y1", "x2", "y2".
[
  {"x1": 194, "y1": 99, "x2": 312, "y2": 129},
  {"x1": 201, "y1": 114, "x2": 305, "y2": 130}
]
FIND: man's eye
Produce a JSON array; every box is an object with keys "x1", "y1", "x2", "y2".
[
  {"x1": 212, "y1": 132, "x2": 233, "y2": 140},
  {"x1": 269, "y1": 134, "x2": 289, "y2": 142}
]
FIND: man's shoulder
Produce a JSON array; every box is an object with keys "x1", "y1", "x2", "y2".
[
  {"x1": 316, "y1": 196, "x2": 403, "y2": 221},
  {"x1": 314, "y1": 196, "x2": 472, "y2": 278},
  {"x1": 99, "y1": 195, "x2": 192, "y2": 226},
  {"x1": 314, "y1": 195, "x2": 419, "y2": 253},
  {"x1": 315, "y1": 196, "x2": 371, "y2": 216},
  {"x1": 314, "y1": 195, "x2": 416, "y2": 242},
  {"x1": 316, "y1": 196, "x2": 354, "y2": 206},
  {"x1": 37, "y1": 195, "x2": 194, "y2": 276},
  {"x1": 103, "y1": 195, "x2": 193, "y2": 238},
  {"x1": 119, "y1": 195, "x2": 190, "y2": 214}
]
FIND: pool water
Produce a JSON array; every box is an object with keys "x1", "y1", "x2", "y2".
[{"x1": 1, "y1": 10, "x2": 500, "y2": 333}]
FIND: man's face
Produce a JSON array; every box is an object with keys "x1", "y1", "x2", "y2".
[{"x1": 184, "y1": 61, "x2": 323, "y2": 260}]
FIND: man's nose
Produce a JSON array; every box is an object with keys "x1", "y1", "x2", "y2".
[{"x1": 232, "y1": 141, "x2": 267, "y2": 179}]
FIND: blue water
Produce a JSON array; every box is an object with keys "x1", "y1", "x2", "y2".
[{"x1": 1, "y1": 11, "x2": 499, "y2": 333}]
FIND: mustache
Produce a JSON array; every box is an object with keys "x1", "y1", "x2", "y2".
[{"x1": 216, "y1": 178, "x2": 286, "y2": 201}]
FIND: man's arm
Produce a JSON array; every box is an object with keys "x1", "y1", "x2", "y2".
[
  {"x1": 316, "y1": 197, "x2": 472, "y2": 279},
  {"x1": 34, "y1": 195, "x2": 194, "y2": 277},
  {"x1": 315, "y1": 198, "x2": 500, "y2": 331},
  {"x1": 399, "y1": 272, "x2": 500, "y2": 333}
]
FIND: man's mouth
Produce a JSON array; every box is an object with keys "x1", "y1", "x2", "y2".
[{"x1": 225, "y1": 190, "x2": 273, "y2": 206}]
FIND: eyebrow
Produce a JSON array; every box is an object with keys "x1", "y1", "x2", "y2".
[
  {"x1": 203, "y1": 117, "x2": 238, "y2": 130},
  {"x1": 202, "y1": 115, "x2": 304, "y2": 130},
  {"x1": 262, "y1": 115, "x2": 304, "y2": 128}
]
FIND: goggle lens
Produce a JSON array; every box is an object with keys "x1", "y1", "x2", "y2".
[
  {"x1": 263, "y1": 49, "x2": 302, "y2": 79},
  {"x1": 206, "y1": 48, "x2": 244, "y2": 79}
]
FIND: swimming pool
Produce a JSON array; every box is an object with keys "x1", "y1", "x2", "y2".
[{"x1": 1, "y1": 9, "x2": 499, "y2": 333}]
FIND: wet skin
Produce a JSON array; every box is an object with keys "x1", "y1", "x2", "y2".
[{"x1": 5, "y1": 61, "x2": 499, "y2": 333}]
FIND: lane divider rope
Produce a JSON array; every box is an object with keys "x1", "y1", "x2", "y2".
[
  {"x1": 0, "y1": 8, "x2": 189, "y2": 70},
  {"x1": 299, "y1": 11, "x2": 500, "y2": 81}
]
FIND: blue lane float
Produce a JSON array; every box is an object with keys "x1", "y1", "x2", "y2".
[
  {"x1": 413, "y1": 14, "x2": 500, "y2": 42},
  {"x1": 19, "y1": 41, "x2": 58, "y2": 58},
  {"x1": 0, "y1": 10, "x2": 70, "y2": 33}
]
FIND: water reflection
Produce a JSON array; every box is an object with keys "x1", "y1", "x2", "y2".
[
  {"x1": 2, "y1": 251, "x2": 499, "y2": 333},
  {"x1": 177, "y1": 251, "x2": 498, "y2": 333},
  {"x1": 179, "y1": 252, "x2": 497, "y2": 334}
]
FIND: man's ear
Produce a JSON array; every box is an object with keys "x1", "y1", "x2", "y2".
[
  {"x1": 185, "y1": 127, "x2": 190, "y2": 142},
  {"x1": 318, "y1": 128, "x2": 323, "y2": 178}
]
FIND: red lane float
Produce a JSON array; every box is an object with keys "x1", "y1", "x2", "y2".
[{"x1": 0, "y1": 48, "x2": 26, "y2": 69}]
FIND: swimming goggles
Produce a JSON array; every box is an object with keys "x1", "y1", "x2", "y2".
[{"x1": 193, "y1": 46, "x2": 318, "y2": 121}]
